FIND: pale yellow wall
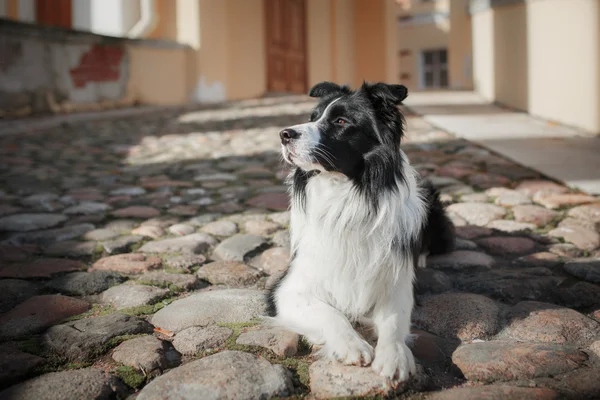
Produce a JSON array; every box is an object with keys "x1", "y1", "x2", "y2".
[
  {"x1": 471, "y1": 8, "x2": 495, "y2": 101},
  {"x1": 332, "y1": 0, "x2": 355, "y2": 86},
  {"x1": 492, "y1": 3, "x2": 528, "y2": 110},
  {"x1": 127, "y1": 45, "x2": 193, "y2": 105},
  {"x1": 526, "y1": 0, "x2": 600, "y2": 133},
  {"x1": 354, "y1": 0, "x2": 396, "y2": 86},
  {"x1": 196, "y1": 0, "x2": 229, "y2": 101},
  {"x1": 148, "y1": 0, "x2": 178, "y2": 41},
  {"x1": 384, "y1": 0, "x2": 398, "y2": 84},
  {"x1": 307, "y1": 0, "x2": 333, "y2": 87},
  {"x1": 448, "y1": 0, "x2": 472, "y2": 89},
  {"x1": 397, "y1": 21, "x2": 449, "y2": 90},
  {"x1": 226, "y1": 0, "x2": 266, "y2": 100}
]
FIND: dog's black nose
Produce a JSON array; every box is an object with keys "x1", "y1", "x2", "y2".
[{"x1": 280, "y1": 129, "x2": 299, "y2": 144}]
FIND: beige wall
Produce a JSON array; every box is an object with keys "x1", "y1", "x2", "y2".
[
  {"x1": 472, "y1": 8, "x2": 495, "y2": 101},
  {"x1": 307, "y1": 0, "x2": 333, "y2": 87},
  {"x1": 332, "y1": 0, "x2": 355, "y2": 86},
  {"x1": 384, "y1": 0, "x2": 398, "y2": 84},
  {"x1": 448, "y1": 0, "x2": 472, "y2": 90},
  {"x1": 226, "y1": 0, "x2": 266, "y2": 100},
  {"x1": 148, "y1": 0, "x2": 178, "y2": 41},
  {"x1": 354, "y1": 0, "x2": 399, "y2": 86},
  {"x1": 493, "y1": 3, "x2": 528, "y2": 110},
  {"x1": 472, "y1": 0, "x2": 600, "y2": 133},
  {"x1": 127, "y1": 45, "x2": 194, "y2": 105},
  {"x1": 526, "y1": 0, "x2": 600, "y2": 133}
]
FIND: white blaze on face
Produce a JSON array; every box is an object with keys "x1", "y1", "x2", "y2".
[{"x1": 281, "y1": 98, "x2": 341, "y2": 171}]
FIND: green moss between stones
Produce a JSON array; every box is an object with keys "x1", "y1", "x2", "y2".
[
  {"x1": 17, "y1": 336, "x2": 45, "y2": 357},
  {"x1": 116, "y1": 366, "x2": 146, "y2": 389},
  {"x1": 280, "y1": 358, "x2": 310, "y2": 389},
  {"x1": 104, "y1": 334, "x2": 147, "y2": 351},
  {"x1": 63, "y1": 304, "x2": 116, "y2": 322},
  {"x1": 135, "y1": 279, "x2": 186, "y2": 293},
  {"x1": 62, "y1": 362, "x2": 92, "y2": 370},
  {"x1": 129, "y1": 239, "x2": 151, "y2": 253},
  {"x1": 119, "y1": 296, "x2": 178, "y2": 316},
  {"x1": 158, "y1": 252, "x2": 184, "y2": 264},
  {"x1": 164, "y1": 267, "x2": 191, "y2": 274},
  {"x1": 535, "y1": 214, "x2": 564, "y2": 235},
  {"x1": 504, "y1": 210, "x2": 515, "y2": 220},
  {"x1": 90, "y1": 243, "x2": 106, "y2": 262},
  {"x1": 218, "y1": 319, "x2": 263, "y2": 353}
]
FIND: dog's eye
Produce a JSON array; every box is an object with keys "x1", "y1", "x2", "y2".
[{"x1": 335, "y1": 118, "x2": 348, "y2": 125}]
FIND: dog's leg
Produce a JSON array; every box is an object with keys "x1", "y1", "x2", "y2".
[
  {"x1": 371, "y1": 275, "x2": 416, "y2": 381},
  {"x1": 275, "y1": 287, "x2": 373, "y2": 366}
]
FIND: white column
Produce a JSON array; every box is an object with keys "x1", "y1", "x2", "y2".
[{"x1": 18, "y1": 0, "x2": 35, "y2": 22}]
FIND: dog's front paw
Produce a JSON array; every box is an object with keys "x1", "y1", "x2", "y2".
[
  {"x1": 324, "y1": 335, "x2": 374, "y2": 366},
  {"x1": 372, "y1": 342, "x2": 416, "y2": 381}
]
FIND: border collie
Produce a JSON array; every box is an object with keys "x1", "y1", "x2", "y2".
[{"x1": 266, "y1": 81, "x2": 455, "y2": 381}]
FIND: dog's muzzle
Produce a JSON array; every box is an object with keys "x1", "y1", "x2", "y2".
[{"x1": 280, "y1": 128, "x2": 300, "y2": 145}]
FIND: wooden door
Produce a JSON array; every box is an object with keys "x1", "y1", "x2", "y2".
[
  {"x1": 265, "y1": 0, "x2": 307, "y2": 94},
  {"x1": 36, "y1": 0, "x2": 72, "y2": 29}
]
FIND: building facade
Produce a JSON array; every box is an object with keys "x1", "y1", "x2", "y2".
[
  {"x1": 396, "y1": 0, "x2": 473, "y2": 91},
  {"x1": 0, "y1": 0, "x2": 399, "y2": 117},
  {"x1": 470, "y1": 0, "x2": 600, "y2": 134}
]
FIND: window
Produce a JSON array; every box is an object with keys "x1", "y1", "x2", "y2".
[{"x1": 421, "y1": 49, "x2": 448, "y2": 89}]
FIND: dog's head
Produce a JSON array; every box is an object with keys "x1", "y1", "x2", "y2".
[{"x1": 279, "y1": 81, "x2": 408, "y2": 179}]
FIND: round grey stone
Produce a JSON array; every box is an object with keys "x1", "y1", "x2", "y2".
[
  {"x1": 172, "y1": 326, "x2": 233, "y2": 355},
  {"x1": 138, "y1": 233, "x2": 217, "y2": 254},
  {"x1": 272, "y1": 230, "x2": 290, "y2": 248},
  {"x1": 112, "y1": 335, "x2": 179, "y2": 373},
  {"x1": 6, "y1": 223, "x2": 96, "y2": 246},
  {"x1": 47, "y1": 271, "x2": 124, "y2": 296},
  {"x1": 413, "y1": 293, "x2": 501, "y2": 340},
  {"x1": 564, "y1": 258, "x2": 600, "y2": 283},
  {"x1": 0, "y1": 367, "x2": 127, "y2": 400},
  {"x1": 212, "y1": 234, "x2": 269, "y2": 262},
  {"x1": 137, "y1": 271, "x2": 200, "y2": 290},
  {"x1": 446, "y1": 203, "x2": 507, "y2": 226},
  {"x1": 427, "y1": 250, "x2": 494, "y2": 270},
  {"x1": 200, "y1": 220, "x2": 239, "y2": 236},
  {"x1": 83, "y1": 229, "x2": 120, "y2": 241},
  {"x1": 164, "y1": 254, "x2": 207, "y2": 270},
  {"x1": 168, "y1": 223, "x2": 196, "y2": 236},
  {"x1": 0, "y1": 213, "x2": 67, "y2": 232},
  {"x1": 136, "y1": 351, "x2": 293, "y2": 400},
  {"x1": 101, "y1": 235, "x2": 144, "y2": 254},
  {"x1": 101, "y1": 284, "x2": 169, "y2": 310},
  {"x1": 110, "y1": 187, "x2": 147, "y2": 196},
  {"x1": 43, "y1": 313, "x2": 154, "y2": 362},
  {"x1": 63, "y1": 202, "x2": 111, "y2": 215},
  {"x1": 151, "y1": 289, "x2": 267, "y2": 333}
]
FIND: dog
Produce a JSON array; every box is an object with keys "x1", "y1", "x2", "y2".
[{"x1": 266, "y1": 81, "x2": 455, "y2": 381}]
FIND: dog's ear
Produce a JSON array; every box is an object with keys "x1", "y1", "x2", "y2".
[
  {"x1": 308, "y1": 81, "x2": 349, "y2": 98},
  {"x1": 362, "y1": 82, "x2": 408, "y2": 105}
]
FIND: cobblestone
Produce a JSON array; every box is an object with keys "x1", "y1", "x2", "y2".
[{"x1": 1, "y1": 97, "x2": 598, "y2": 398}]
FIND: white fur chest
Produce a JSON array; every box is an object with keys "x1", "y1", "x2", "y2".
[{"x1": 287, "y1": 172, "x2": 424, "y2": 318}]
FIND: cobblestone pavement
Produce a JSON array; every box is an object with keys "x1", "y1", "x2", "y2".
[{"x1": 1, "y1": 95, "x2": 600, "y2": 399}]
